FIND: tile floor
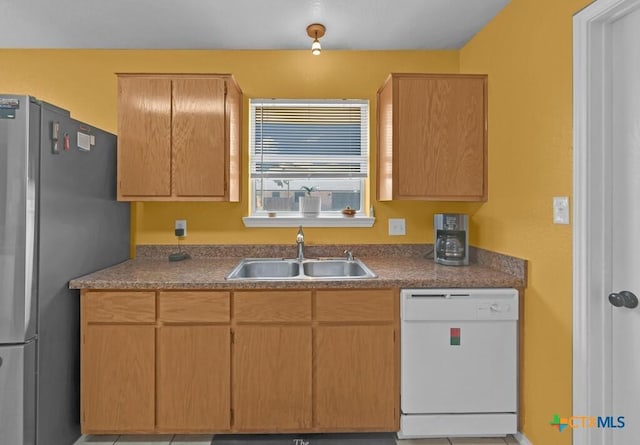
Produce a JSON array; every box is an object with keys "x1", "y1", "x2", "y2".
[{"x1": 73, "y1": 434, "x2": 521, "y2": 445}]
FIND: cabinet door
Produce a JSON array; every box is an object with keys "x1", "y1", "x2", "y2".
[
  {"x1": 157, "y1": 325, "x2": 230, "y2": 432},
  {"x1": 117, "y1": 76, "x2": 172, "y2": 199},
  {"x1": 315, "y1": 325, "x2": 396, "y2": 430},
  {"x1": 396, "y1": 75, "x2": 486, "y2": 200},
  {"x1": 173, "y1": 77, "x2": 226, "y2": 197},
  {"x1": 82, "y1": 325, "x2": 155, "y2": 433},
  {"x1": 233, "y1": 326, "x2": 312, "y2": 431}
]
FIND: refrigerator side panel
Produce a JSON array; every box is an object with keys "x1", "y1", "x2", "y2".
[
  {"x1": 0, "y1": 341, "x2": 37, "y2": 445},
  {"x1": 36, "y1": 104, "x2": 130, "y2": 445},
  {"x1": 0, "y1": 95, "x2": 38, "y2": 343}
]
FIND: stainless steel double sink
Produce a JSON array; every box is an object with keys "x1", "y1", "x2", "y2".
[{"x1": 225, "y1": 258, "x2": 377, "y2": 280}]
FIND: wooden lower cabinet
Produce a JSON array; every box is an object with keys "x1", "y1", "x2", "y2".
[
  {"x1": 81, "y1": 288, "x2": 397, "y2": 434},
  {"x1": 315, "y1": 289, "x2": 397, "y2": 430},
  {"x1": 157, "y1": 325, "x2": 231, "y2": 432},
  {"x1": 82, "y1": 325, "x2": 155, "y2": 433},
  {"x1": 315, "y1": 325, "x2": 396, "y2": 430},
  {"x1": 81, "y1": 290, "x2": 231, "y2": 435},
  {"x1": 233, "y1": 326, "x2": 312, "y2": 431},
  {"x1": 156, "y1": 291, "x2": 231, "y2": 432}
]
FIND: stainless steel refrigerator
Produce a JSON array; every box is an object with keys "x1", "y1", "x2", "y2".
[{"x1": 0, "y1": 95, "x2": 130, "y2": 445}]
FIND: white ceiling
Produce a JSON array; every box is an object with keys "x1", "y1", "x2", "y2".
[{"x1": 0, "y1": 0, "x2": 509, "y2": 50}]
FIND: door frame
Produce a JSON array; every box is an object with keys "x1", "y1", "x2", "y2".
[{"x1": 573, "y1": 1, "x2": 640, "y2": 444}]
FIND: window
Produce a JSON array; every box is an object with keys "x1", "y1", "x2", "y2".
[{"x1": 247, "y1": 99, "x2": 371, "y2": 226}]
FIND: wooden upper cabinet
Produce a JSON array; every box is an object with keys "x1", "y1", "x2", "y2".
[
  {"x1": 117, "y1": 77, "x2": 172, "y2": 198},
  {"x1": 377, "y1": 73, "x2": 488, "y2": 202},
  {"x1": 117, "y1": 74, "x2": 242, "y2": 201},
  {"x1": 173, "y1": 78, "x2": 226, "y2": 197}
]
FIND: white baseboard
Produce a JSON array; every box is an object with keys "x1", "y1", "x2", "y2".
[{"x1": 514, "y1": 432, "x2": 533, "y2": 445}]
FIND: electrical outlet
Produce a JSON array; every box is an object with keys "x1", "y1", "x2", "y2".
[
  {"x1": 175, "y1": 219, "x2": 187, "y2": 237},
  {"x1": 388, "y1": 218, "x2": 406, "y2": 236},
  {"x1": 553, "y1": 197, "x2": 570, "y2": 224}
]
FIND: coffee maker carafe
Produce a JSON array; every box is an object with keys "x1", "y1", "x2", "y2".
[{"x1": 434, "y1": 213, "x2": 469, "y2": 266}]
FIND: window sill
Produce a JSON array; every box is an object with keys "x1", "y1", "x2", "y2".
[{"x1": 242, "y1": 215, "x2": 375, "y2": 228}]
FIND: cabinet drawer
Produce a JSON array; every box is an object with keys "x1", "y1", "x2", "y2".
[
  {"x1": 158, "y1": 291, "x2": 230, "y2": 323},
  {"x1": 234, "y1": 291, "x2": 312, "y2": 322},
  {"x1": 316, "y1": 289, "x2": 395, "y2": 322},
  {"x1": 84, "y1": 291, "x2": 156, "y2": 323}
]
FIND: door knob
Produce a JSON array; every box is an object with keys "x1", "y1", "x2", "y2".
[{"x1": 608, "y1": 291, "x2": 639, "y2": 309}]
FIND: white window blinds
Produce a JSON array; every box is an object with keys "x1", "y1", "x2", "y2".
[{"x1": 250, "y1": 99, "x2": 369, "y2": 179}]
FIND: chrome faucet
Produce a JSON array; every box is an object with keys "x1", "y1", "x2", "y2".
[
  {"x1": 296, "y1": 226, "x2": 305, "y2": 261},
  {"x1": 344, "y1": 249, "x2": 354, "y2": 261}
]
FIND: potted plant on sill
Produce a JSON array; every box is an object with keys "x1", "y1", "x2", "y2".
[{"x1": 299, "y1": 185, "x2": 321, "y2": 217}]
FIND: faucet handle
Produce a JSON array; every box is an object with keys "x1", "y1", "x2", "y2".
[
  {"x1": 297, "y1": 225, "x2": 304, "y2": 242},
  {"x1": 344, "y1": 250, "x2": 354, "y2": 261}
]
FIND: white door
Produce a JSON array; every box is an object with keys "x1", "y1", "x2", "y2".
[
  {"x1": 574, "y1": 1, "x2": 640, "y2": 444},
  {"x1": 610, "y1": 6, "x2": 640, "y2": 442}
]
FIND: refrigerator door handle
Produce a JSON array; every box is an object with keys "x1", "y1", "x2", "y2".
[{"x1": 51, "y1": 120, "x2": 60, "y2": 154}]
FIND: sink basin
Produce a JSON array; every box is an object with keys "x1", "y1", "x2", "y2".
[
  {"x1": 225, "y1": 259, "x2": 300, "y2": 279},
  {"x1": 225, "y1": 258, "x2": 376, "y2": 280},
  {"x1": 302, "y1": 259, "x2": 373, "y2": 278}
]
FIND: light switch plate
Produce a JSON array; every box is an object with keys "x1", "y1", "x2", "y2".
[
  {"x1": 553, "y1": 197, "x2": 570, "y2": 224},
  {"x1": 389, "y1": 218, "x2": 406, "y2": 236}
]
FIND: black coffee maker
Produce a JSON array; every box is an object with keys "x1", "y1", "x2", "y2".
[{"x1": 434, "y1": 213, "x2": 469, "y2": 266}]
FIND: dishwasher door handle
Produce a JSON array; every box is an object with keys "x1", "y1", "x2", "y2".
[
  {"x1": 406, "y1": 293, "x2": 472, "y2": 299},
  {"x1": 407, "y1": 293, "x2": 449, "y2": 298}
]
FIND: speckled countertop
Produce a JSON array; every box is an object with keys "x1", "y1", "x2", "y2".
[{"x1": 69, "y1": 244, "x2": 527, "y2": 290}]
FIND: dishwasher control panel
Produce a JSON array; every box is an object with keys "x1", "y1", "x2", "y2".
[
  {"x1": 401, "y1": 288, "x2": 518, "y2": 321},
  {"x1": 477, "y1": 302, "x2": 514, "y2": 317}
]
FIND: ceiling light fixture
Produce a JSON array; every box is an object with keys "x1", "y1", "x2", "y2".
[{"x1": 306, "y1": 23, "x2": 326, "y2": 56}]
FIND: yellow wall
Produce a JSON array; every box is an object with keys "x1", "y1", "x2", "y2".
[
  {"x1": 0, "y1": 49, "x2": 484, "y2": 246},
  {"x1": 460, "y1": 0, "x2": 591, "y2": 443}
]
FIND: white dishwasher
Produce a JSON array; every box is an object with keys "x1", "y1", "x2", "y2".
[{"x1": 399, "y1": 288, "x2": 518, "y2": 439}]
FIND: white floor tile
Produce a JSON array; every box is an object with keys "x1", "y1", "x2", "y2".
[
  {"x1": 74, "y1": 435, "x2": 119, "y2": 445},
  {"x1": 116, "y1": 435, "x2": 174, "y2": 445},
  {"x1": 171, "y1": 435, "x2": 214, "y2": 444},
  {"x1": 72, "y1": 433, "x2": 518, "y2": 445},
  {"x1": 449, "y1": 438, "x2": 508, "y2": 445},
  {"x1": 396, "y1": 438, "x2": 451, "y2": 444}
]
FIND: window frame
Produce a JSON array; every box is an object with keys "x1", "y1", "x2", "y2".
[{"x1": 243, "y1": 98, "x2": 374, "y2": 227}]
